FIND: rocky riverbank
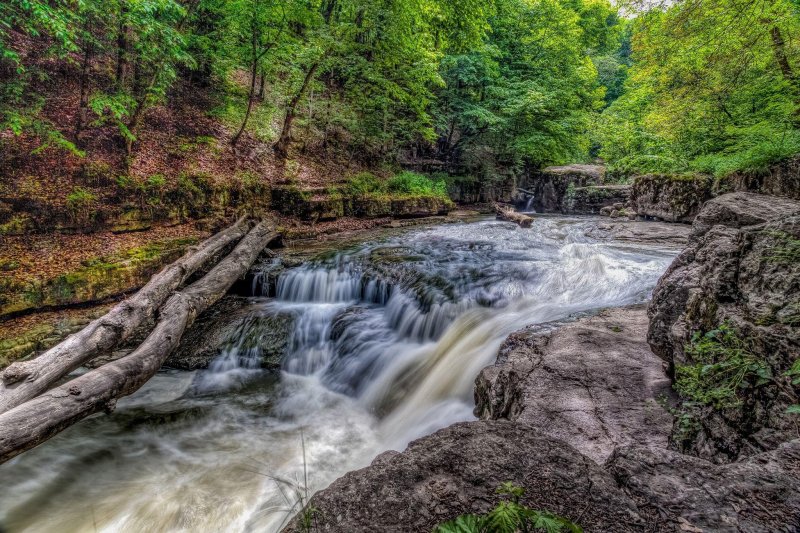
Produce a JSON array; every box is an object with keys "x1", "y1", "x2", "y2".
[{"x1": 285, "y1": 192, "x2": 800, "y2": 532}]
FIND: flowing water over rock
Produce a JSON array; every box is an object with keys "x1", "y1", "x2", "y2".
[{"x1": 0, "y1": 217, "x2": 677, "y2": 532}]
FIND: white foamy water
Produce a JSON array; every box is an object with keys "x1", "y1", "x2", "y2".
[{"x1": 0, "y1": 217, "x2": 677, "y2": 532}]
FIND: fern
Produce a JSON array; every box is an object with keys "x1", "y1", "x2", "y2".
[{"x1": 433, "y1": 484, "x2": 582, "y2": 533}]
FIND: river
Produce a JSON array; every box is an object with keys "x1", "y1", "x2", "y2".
[{"x1": 0, "y1": 216, "x2": 677, "y2": 532}]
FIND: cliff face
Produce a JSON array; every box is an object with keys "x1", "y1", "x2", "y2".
[{"x1": 648, "y1": 192, "x2": 800, "y2": 461}]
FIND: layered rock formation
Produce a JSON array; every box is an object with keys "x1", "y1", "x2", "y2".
[
  {"x1": 648, "y1": 192, "x2": 800, "y2": 461},
  {"x1": 630, "y1": 174, "x2": 713, "y2": 223}
]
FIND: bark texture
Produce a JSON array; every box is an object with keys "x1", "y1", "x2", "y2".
[
  {"x1": 0, "y1": 217, "x2": 252, "y2": 414},
  {"x1": 0, "y1": 221, "x2": 276, "y2": 464}
]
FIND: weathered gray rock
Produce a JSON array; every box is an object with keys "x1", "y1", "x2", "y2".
[
  {"x1": 475, "y1": 306, "x2": 674, "y2": 464},
  {"x1": 649, "y1": 192, "x2": 800, "y2": 461},
  {"x1": 284, "y1": 421, "x2": 652, "y2": 533},
  {"x1": 608, "y1": 438, "x2": 800, "y2": 533},
  {"x1": 562, "y1": 184, "x2": 631, "y2": 214},
  {"x1": 586, "y1": 221, "x2": 691, "y2": 248},
  {"x1": 525, "y1": 165, "x2": 605, "y2": 212},
  {"x1": 631, "y1": 174, "x2": 713, "y2": 223},
  {"x1": 727, "y1": 155, "x2": 800, "y2": 201}
]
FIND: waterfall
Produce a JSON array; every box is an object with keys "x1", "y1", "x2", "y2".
[{"x1": 0, "y1": 217, "x2": 678, "y2": 533}]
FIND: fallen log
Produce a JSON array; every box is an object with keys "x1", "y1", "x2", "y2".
[
  {"x1": 0, "y1": 221, "x2": 276, "y2": 464},
  {"x1": 0, "y1": 217, "x2": 252, "y2": 414},
  {"x1": 495, "y1": 203, "x2": 533, "y2": 228}
]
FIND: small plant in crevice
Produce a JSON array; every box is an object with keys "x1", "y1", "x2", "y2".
[
  {"x1": 764, "y1": 229, "x2": 800, "y2": 265},
  {"x1": 785, "y1": 359, "x2": 800, "y2": 416},
  {"x1": 675, "y1": 322, "x2": 771, "y2": 409},
  {"x1": 434, "y1": 482, "x2": 582, "y2": 533},
  {"x1": 66, "y1": 186, "x2": 98, "y2": 223}
]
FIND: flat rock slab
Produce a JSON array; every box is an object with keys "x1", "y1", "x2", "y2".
[
  {"x1": 284, "y1": 420, "x2": 651, "y2": 533},
  {"x1": 475, "y1": 305, "x2": 674, "y2": 464},
  {"x1": 586, "y1": 221, "x2": 691, "y2": 248}
]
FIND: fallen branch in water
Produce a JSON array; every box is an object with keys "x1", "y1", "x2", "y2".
[
  {"x1": 495, "y1": 203, "x2": 533, "y2": 228},
  {"x1": 0, "y1": 221, "x2": 277, "y2": 464},
  {"x1": 0, "y1": 218, "x2": 253, "y2": 414}
]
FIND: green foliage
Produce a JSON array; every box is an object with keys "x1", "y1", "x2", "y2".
[
  {"x1": 387, "y1": 172, "x2": 448, "y2": 198},
  {"x1": 595, "y1": 0, "x2": 800, "y2": 178},
  {"x1": 434, "y1": 483, "x2": 582, "y2": 533},
  {"x1": 676, "y1": 322, "x2": 772, "y2": 409},
  {"x1": 66, "y1": 187, "x2": 98, "y2": 222},
  {"x1": 343, "y1": 172, "x2": 384, "y2": 197}
]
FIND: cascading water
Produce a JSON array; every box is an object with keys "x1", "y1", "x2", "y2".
[{"x1": 0, "y1": 217, "x2": 679, "y2": 533}]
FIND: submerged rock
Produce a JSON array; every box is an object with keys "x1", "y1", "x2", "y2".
[
  {"x1": 284, "y1": 420, "x2": 649, "y2": 533},
  {"x1": 167, "y1": 296, "x2": 295, "y2": 370},
  {"x1": 475, "y1": 306, "x2": 674, "y2": 464},
  {"x1": 649, "y1": 192, "x2": 800, "y2": 461}
]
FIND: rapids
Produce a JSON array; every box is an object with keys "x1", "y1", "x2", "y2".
[{"x1": 0, "y1": 217, "x2": 678, "y2": 533}]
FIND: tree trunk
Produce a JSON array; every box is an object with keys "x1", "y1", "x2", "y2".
[
  {"x1": 258, "y1": 71, "x2": 266, "y2": 99},
  {"x1": 116, "y1": 2, "x2": 128, "y2": 90},
  {"x1": 75, "y1": 38, "x2": 94, "y2": 140},
  {"x1": 0, "y1": 217, "x2": 252, "y2": 414},
  {"x1": 770, "y1": 26, "x2": 796, "y2": 88},
  {"x1": 0, "y1": 221, "x2": 276, "y2": 464},
  {"x1": 232, "y1": 39, "x2": 260, "y2": 147},
  {"x1": 495, "y1": 203, "x2": 533, "y2": 228},
  {"x1": 275, "y1": 61, "x2": 320, "y2": 158}
]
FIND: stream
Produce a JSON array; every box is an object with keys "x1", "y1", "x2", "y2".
[{"x1": 0, "y1": 217, "x2": 677, "y2": 533}]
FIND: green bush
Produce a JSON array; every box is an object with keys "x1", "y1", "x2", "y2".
[
  {"x1": 675, "y1": 322, "x2": 771, "y2": 408},
  {"x1": 386, "y1": 171, "x2": 448, "y2": 198},
  {"x1": 434, "y1": 483, "x2": 581, "y2": 533},
  {"x1": 66, "y1": 187, "x2": 97, "y2": 222},
  {"x1": 344, "y1": 172, "x2": 385, "y2": 197}
]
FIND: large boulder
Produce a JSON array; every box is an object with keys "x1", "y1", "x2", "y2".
[
  {"x1": 284, "y1": 421, "x2": 652, "y2": 533},
  {"x1": 562, "y1": 184, "x2": 631, "y2": 214},
  {"x1": 525, "y1": 164, "x2": 605, "y2": 212},
  {"x1": 631, "y1": 174, "x2": 713, "y2": 223},
  {"x1": 648, "y1": 192, "x2": 800, "y2": 461},
  {"x1": 475, "y1": 306, "x2": 674, "y2": 464},
  {"x1": 608, "y1": 439, "x2": 800, "y2": 532}
]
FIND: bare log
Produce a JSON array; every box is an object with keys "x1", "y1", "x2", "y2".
[
  {"x1": 0, "y1": 221, "x2": 277, "y2": 464},
  {"x1": 495, "y1": 203, "x2": 533, "y2": 228},
  {"x1": 0, "y1": 217, "x2": 253, "y2": 414}
]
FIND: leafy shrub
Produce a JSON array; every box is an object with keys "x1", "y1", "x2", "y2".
[
  {"x1": 434, "y1": 483, "x2": 581, "y2": 533},
  {"x1": 675, "y1": 322, "x2": 771, "y2": 408},
  {"x1": 66, "y1": 187, "x2": 97, "y2": 222},
  {"x1": 343, "y1": 172, "x2": 385, "y2": 197},
  {"x1": 386, "y1": 171, "x2": 448, "y2": 198}
]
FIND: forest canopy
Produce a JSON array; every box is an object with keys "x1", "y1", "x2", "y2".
[{"x1": 1, "y1": 0, "x2": 799, "y2": 191}]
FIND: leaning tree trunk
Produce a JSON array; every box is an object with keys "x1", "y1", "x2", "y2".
[
  {"x1": 0, "y1": 221, "x2": 277, "y2": 464},
  {"x1": 275, "y1": 61, "x2": 320, "y2": 158},
  {"x1": 0, "y1": 217, "x2": 252, "y2": 414}
]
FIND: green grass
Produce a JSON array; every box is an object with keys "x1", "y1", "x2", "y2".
[{"x1": 338, "y1": 171, "x2": 451, "y2": 201}]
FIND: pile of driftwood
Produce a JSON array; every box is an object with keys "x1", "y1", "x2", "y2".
[
  {"x1": 494, "y1": 203, "x2": 533, "y2": 228},
  {"x1": 0, "y1": 218, "x2": 278, "y2": 463}
]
